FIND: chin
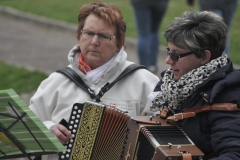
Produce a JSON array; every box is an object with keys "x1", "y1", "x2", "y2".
[{"x1": 173, "y1": 76, "x2": 180, "y2": 81}]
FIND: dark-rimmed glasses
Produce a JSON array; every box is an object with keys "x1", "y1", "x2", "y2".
[
  {"x1": 166, "y1": 48, "x2": 194, "y2": 62},
  {"x1": 81, "y1": 30, "x2": 116, "y2": 42}
]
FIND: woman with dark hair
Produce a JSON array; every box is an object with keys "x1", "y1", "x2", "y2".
[{"x1": 150, "y1": 10, "x2": 240, "y2": 159}]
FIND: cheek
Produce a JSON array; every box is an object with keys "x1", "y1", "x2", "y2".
[
  {"x1": 103, "y1": 44, "x2": 118, "y2": 55},
  {"x1": 181, "y1": 60, "x2": 202, "y2": 75},
  {"x1": 78, "y1": 38, "x2": 87, "y2": 51},
  {"x1": 181, "y1": 66, "x2": 194, "y2": 75},
  {"x1": 101, "y1": 49, "x2": 115, "y2": 60}
]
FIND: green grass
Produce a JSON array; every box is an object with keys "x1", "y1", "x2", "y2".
[
  {"x1": 0, "y1": 61, "x2": 47, "y2": 95},
  {"x1": 0, "y1": 0, "x2": 240, "y2": 94}
]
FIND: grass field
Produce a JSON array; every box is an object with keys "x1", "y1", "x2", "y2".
[
  {"x1": 0, "y1": 0, "x2": 239, "y2": 94},
  {"x1": 0, "y1": 61, "x2": 47, "y2": 94}
]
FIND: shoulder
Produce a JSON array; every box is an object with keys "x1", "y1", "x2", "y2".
[
  {"x1": 114, "y1": 62, "x2": 159, "y2": 88},
  {"x1": 47, "y1": 71, "x2": 69, "y2": 82},
  {"x1": 129, "y1": 64, "x2": 159, "y2": 80},
  {"x1": 130, "y1": 67, "x2": 160, "y2": 90},
  {"x1": 39, "y1": 70, "x2": 71, "y2": 90},
  {"x1": 209, "y1": 69, "x2": 240, "y2": 105}
]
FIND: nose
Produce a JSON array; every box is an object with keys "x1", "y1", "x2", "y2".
[
  {"x1": 165, "y1": 55, "x2": 174, "y2": 65},
  {"x1": 90, "y1": 34, "x2": 99, "y2": 45}
]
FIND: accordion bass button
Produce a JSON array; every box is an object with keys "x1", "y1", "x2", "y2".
[
  {"x1": 149, "y1": 116, "x2": 153, "y2": 120},
  {"x1": 156, "y1": 121, "x2": 161, "y2": 124},
  {"x1": 168, "y1": 143, "x2": 172, "y2": 148}
]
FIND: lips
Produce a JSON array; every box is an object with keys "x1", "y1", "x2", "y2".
[
  {"x1": 88, "y1": 49, "x2": 99, "y2": 53},
  {"x1": 171, "y1": 68, "x2": 179, "y2": 71},
  {"x1": 89, "y1": 50, "x2": 97, "y2": 52}
]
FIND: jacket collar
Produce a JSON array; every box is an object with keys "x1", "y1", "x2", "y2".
[
  {"x1": 186, "y1": 59, "x2": 238, "y2": 106},
  {"x1": 67, "y1": 45, "x2": 127, "y2": 84}
]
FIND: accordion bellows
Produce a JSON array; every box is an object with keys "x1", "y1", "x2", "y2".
[{"x1": 59, "y1": 101, "x2": 130, "y2": 160}]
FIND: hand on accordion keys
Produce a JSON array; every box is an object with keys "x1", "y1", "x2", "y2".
[{"x1": 50, "y1": 122, "x2": 72, "y2": 145}]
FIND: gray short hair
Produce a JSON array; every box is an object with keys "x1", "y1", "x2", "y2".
[{"x1": 163, "y1": 10, "x2": 227, "y2": 60}]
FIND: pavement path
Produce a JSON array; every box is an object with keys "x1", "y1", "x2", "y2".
[{"x1": 0, "y1": 6, "x2": 168, "y2": 76}]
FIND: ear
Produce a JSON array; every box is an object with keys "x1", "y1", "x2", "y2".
[
  {"x1": 202, "y1": 50, "x2": 211, "y2": 64},
  {"x1": 116, "y1": 45, "x2": 120, "y2": 52}
]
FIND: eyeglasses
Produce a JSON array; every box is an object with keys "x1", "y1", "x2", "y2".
[
  {"x1": 81, "y1": 30, "x2": 116, "y2": 42},
  {"x1": 166, "y1": 48, "x2": 194, "y2": 62}
]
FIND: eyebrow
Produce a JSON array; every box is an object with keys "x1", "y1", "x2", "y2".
[
  {"x1": 171, "y1": 48, "x2": 188, "y2": 54},
  {"x1": 169, "y1": 48, "x2": 179, "y2": 53},
  {"x1": 83, "y1": 29, "x2": 112, "y2": 34}
]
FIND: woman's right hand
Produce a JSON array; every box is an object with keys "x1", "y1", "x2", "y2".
[{"x1": 50, "y1": 123, "x2": 72, "y2": 145}]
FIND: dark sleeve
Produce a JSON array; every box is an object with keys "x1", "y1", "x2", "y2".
[
  {"x1": 209, "y1": 111, "x2": 240, "y2": 159},
  {"x1": 153, "y1": 80, "x2": 163, "y2": 92},
  {"x1": 154, "y1": 71, "x2": 166, "y2": 92}
]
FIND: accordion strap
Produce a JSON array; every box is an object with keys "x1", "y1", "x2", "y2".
[
  {"x1": 57, "y1": 67, "x2": 96, "y2": 98},
  {"x1": 166, "y1": 103, "x2": 238, "y2": 122},
  {"x1": 56, "y1": 64, "x2": 146, "y2": 102},
  {"x1": 181, "y1": 152, "x2": 192, "y2": 160}
]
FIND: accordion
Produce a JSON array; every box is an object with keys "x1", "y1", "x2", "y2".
[
  {"x1": 59, "y1": 101, "x2": 204, "y2": 160},
  {"x1": 59, "y1": 101, "x2": 130, "y2": 160},
  {"x1": 123, "y1": 116, "x2": 204, "y2": 160}
]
